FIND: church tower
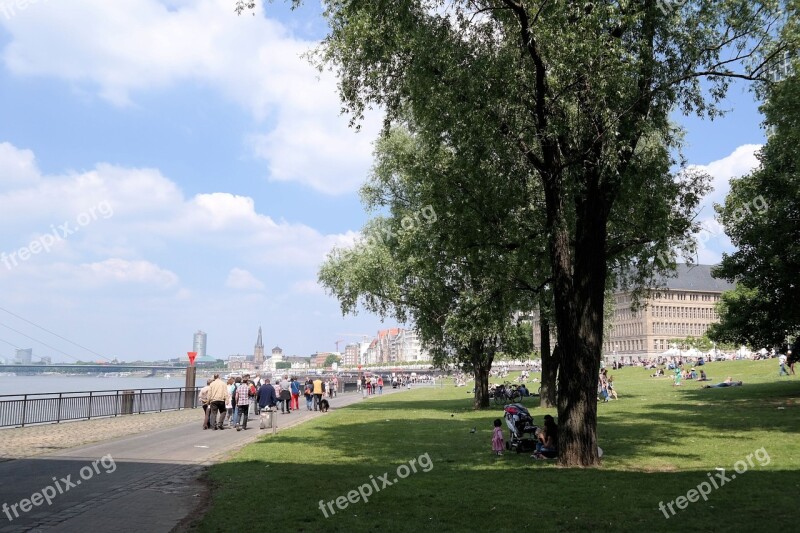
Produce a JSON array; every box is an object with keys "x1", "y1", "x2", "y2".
[{"x1": 254, "y1": 326, "x2": 264, "y2": 367}]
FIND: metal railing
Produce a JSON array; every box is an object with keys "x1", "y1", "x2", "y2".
[{"x1": 0, "y1": 387, "x2": 199, "y2": 428}]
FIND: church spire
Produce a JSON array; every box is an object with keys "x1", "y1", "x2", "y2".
[
  {"x1": 254, "y1": 326, "x2": 265, "y2": 366},
  {"x1": 255, "y1": 326, "x2": 263, "y2": 349}
]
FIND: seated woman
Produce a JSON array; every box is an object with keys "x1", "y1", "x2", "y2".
[
  {"x1": 702, "y1": 376, "x2": 743, "y2": 388},
  {"x1": 698, "y1": 369, "x2": 710, "y2": 381},
  {"x1": 532, "y1": 414, "x2": 558, "y2": 459}
]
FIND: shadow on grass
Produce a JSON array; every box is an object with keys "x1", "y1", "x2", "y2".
[{"x1": 199, "y1": 457, "x2": 797, "y2": 532}]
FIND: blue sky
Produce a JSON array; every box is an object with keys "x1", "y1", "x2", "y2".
[{"x1": 0, "y1": 1, "x2": 766, "y2": 362}]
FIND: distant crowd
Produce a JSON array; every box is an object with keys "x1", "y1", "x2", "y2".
[{"x1": 197, "y1": 374, "x2": 340, "y2": 431}]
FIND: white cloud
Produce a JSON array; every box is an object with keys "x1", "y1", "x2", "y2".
[
  {"x1": 687, "y1": 144, "x2": 762, "y2": 264},
  {"x1": 0, "y1": 141, "x2": 352, "y2": 271},
  {"x1": 78, "y1": 258, "x2": 179, "y2": 287},
  {"x1": 291, "y1": 279, "x2": 323, "y2": 295},
  {"x1": 0, "y1": 142, "x2": 40, "y2": 191},
  {"x1": 225, "y1": 267, "x2": 265, "y2": 290},
  {"x1": 0, "y1": 0, "x2": 380, "y2": 194},
  {"x1": 690, "y1": 144, "x2": 762, "y2": 217}
]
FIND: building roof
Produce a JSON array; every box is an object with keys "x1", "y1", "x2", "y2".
[{"x1": 656, "y1": 264, "x2": 734, "y2": 292}]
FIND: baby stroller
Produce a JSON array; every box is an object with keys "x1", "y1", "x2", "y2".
[{"x1": 504, "y1": 403, "x2": 539, "y2": 453}]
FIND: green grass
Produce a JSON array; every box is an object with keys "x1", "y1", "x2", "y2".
[{"x1": 196, "y1": 360, "x2": 800, "y2": 532}]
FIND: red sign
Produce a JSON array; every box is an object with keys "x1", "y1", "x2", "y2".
[{"x1": 187, "y1": 352, "x2": 197, "y2": 366}]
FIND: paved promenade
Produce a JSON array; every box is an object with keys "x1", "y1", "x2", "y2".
[{"x1": 0, "y1": 387, "x2": 408, "y2": 532}]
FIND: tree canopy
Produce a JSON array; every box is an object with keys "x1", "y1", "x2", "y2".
[
  {"x1": 246, "y1": 0, "x2": 797, "y2": 466},
  {"x1": 712, "y1": 69, "x2": 800, "y2": 350}
]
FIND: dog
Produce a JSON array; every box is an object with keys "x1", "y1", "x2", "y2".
[{"x1": 319, "y1": 399, "x2": 330, "y2": 412}]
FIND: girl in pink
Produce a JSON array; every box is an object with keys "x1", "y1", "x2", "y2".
[{"x1": 492, "y1": 419, "x2": 505, "y2": 455}]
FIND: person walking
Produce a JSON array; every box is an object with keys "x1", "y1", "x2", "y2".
[
  {"x1": 207, "y1": 374, "x2": 228, "y2": 430},
  {"x1": 377, "y1": 376, "x2": 384, "y2": 395},
  {"x1": 256, "y1": 378, "x2": 278, "y2": 414},
  {"x1": 198, "y1": 379, "x2": 212, "y2": 429},
  {"x1": 278, "y1": 379, "x2": 292, "y2": 414},
  {"x1": 290, "y1": 377, "x2": 301, "y2": 411},
  {"x1": 779, "y1": 353, "x2": 789, "y2": 376},
  {"x1": 230, "y1": 377, "x2": 242, "y2": 428},
  {"x1": 312, "y1": 376, "x2": 324, "y2": 411},
  {"x1": 304, "y1": 378, "x2": 314, "y2": 411},
  {"x1": 235, "y1": 379, "x2": 252, "y2": 431}
]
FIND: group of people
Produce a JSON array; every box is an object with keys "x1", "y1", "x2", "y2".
[
  {"x1": 198, "y1": 373, "x2": 339, "y2": 431},
  {"x1": 358, "y1": 375, "x2": 384, "y2": 396},
  {"x1": 598, "y1": 369, "x2": 618, "y2": 401},
  {"x1": 491, "y1": 414, "x2": 558, "y2": 459}
]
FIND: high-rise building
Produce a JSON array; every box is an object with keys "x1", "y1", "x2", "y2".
[
  {"x1": 15, "y1": 348, "x2": 32, "y2": 365},
  {"x1": 193, "y1": 331, "x2": 207, "y2": 359},
  {"x1": 254, "y1": 326, "x2": 264, "y2": 367}
]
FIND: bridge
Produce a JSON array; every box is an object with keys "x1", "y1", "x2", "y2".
[{"x1": 0, "y1": 364, "x2": 188, "y2": 374}]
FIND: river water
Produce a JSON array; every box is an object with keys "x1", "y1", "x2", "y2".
[{"x1": 0, "y1": 375, "x2": 208, "y2": 397}]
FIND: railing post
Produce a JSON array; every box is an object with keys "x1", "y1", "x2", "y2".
[
  {"x1": 57, "y1": 393, "x2": 63, "y2": 423},
  {"x1": 21, "y1": 394, "x2": 27, "y2": 428},
  {"x1": 138, "y1": 389, "x2": 142, "y2": 414},
  {"x1": 115, "y1": 390, "x2": 119, "y2": 417},
  {"x1": 88, "y1": 391, "x2": 93, "y2": 420},
  {"x1": 159, "y1": 389, "x2": 163, "y2": 412}
]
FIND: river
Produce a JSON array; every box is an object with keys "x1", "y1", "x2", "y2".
[{"x1": 0, "y1": 374, "x2": 209, "y2": 397}]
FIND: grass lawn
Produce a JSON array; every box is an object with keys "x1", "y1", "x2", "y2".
[{"x1": 195, "y1": 360, "x2": 799, "y2": 532}]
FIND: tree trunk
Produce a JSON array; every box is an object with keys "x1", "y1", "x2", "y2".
[
  {"x1": 546, "y1": 173, "x2": 610, "y2": 467},
  {"x1": 470, "y1": 341, "x2": 493, "y2": 409},
  {"x1": 539, "y1": 341, "x2": 559, "y2": 409}
]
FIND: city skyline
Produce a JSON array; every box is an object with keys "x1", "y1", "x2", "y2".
[{"x1": 0, "y1": 1, "x2": 769, "y2": 361}]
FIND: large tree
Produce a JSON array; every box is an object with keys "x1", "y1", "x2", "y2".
[
  {"x1": 244, "y1": 0, "x2": 795, "y2": 465},
  {"x1": 319, "y1": 127, "x2": 546, "y2": 409},
  {"x1": 712, "y1": 69, "x2": 800, "y2": 350}
]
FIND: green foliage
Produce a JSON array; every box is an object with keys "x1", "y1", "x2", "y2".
[
  {"x1": 323, "y1": 354, "x2": 342, "y2": 367},
  {"x1": 714, "y1": 71, "x2": 800, "y2": 348}
]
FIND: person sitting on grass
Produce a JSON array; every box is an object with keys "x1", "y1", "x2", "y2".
[
  {"x1": 702, "y1": 376, "x2": 743, "y2": 388},
  {"x1": 698, "y1": 369, "x2": 710, "y2": 382},
  {"x1": 532, "y1": 415, "x2": 558, "y2": 459}
]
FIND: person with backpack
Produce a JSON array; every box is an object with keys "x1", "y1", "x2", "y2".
[
  {"x1": 290, "y1": 377, "x2": 301, "y2": 411},
  {"x1": 304, "y1": 378, "x2": 314, "y2": 411}
]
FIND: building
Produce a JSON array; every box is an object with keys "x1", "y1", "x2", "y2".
[
  {"x1": 532, "y1": 265, "x2": 735, "y2": 363},
  {"x1": 193, "y1": 331, "x2": 207, "y2": 359},
  {"x1": 253, "y1": 327, "x2": 264, "y2": 367},
  {"x1": 604, "y1": 264, "x2": 734, "y2": 362},
  {"x1": 343, "y1": 343, "x2": 360, "y2": 366},
  {"x1": 227, "y1": 355, "x2": 249, "y2": 371},
  {"x1": 394, "y1": 329, "x2": 431, "y2": 361},
  {"x1": 15, "y1": 348, "x2": 32, "y2": 365}
]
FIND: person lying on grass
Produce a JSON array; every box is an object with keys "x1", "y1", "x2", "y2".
[{"x1": 702, "y1": 376, "x2": 743, "y2": 388}]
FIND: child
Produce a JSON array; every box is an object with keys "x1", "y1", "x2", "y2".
[{"x1": 492, "y1": 419, "x2": 505, "y2": 455}]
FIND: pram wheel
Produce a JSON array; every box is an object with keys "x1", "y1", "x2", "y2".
[{"x1": 505, "y1": 441, "x2": 511, "y2": 450}]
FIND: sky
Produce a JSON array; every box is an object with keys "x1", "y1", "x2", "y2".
[{"x1": 0, "y1": 0, "x2": 767, "y2": 363}]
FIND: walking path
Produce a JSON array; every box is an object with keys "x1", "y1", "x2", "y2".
[{"x1": 0, "y1": 387, "x2": 409, "y2": 532}]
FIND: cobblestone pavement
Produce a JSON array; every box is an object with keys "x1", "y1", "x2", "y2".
[{"x1": 0, "y1": 408, "x2": 203, "y2": 461}]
